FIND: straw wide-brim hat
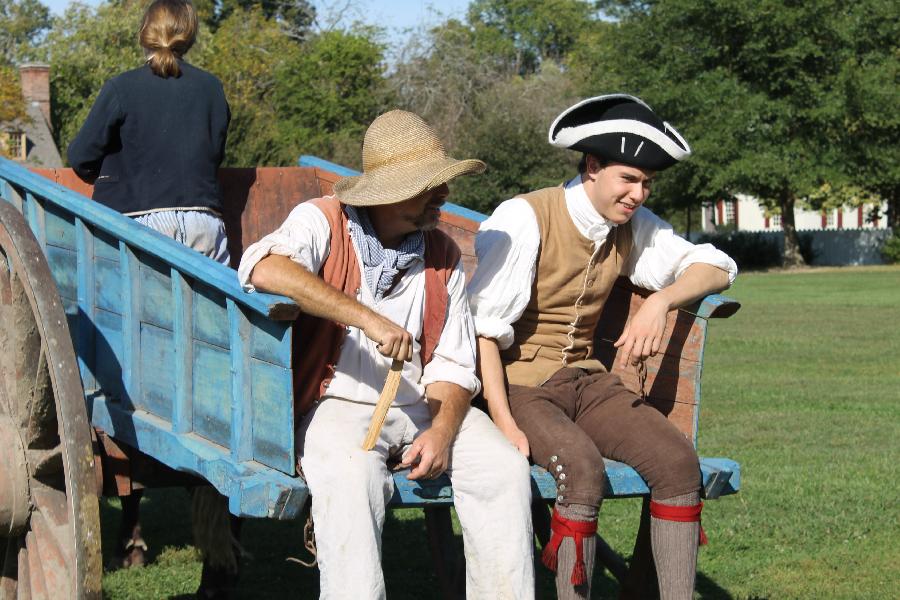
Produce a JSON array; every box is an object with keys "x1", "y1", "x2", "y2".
[{"x1": 334, "y1": 110, "x2": 486, "y2": 207}]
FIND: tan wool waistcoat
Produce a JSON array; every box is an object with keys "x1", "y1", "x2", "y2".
[{"x1": 501, "y1": 186, "x2": 633, "y2": 387}]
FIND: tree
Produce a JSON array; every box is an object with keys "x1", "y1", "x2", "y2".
[
  {"x1": 43, "y1": 0, "x2": 145, "y2": 157},
  {"x1": 466, "y1": 0, "x2": 597, "y2": 74},
  {"x1": 212, "y1": 0, "x2": 315, "y2": 39},
  {"x1": 0, "y1": 0, "x2": 51, "y2": 65},
  {"x1": 579, "y1": 0, "x2": 875, "y2": 266},
  {"x1": 194, "y1": 7, "x2": 300, "y2": 166},
  {"x1": 838, "y1": 0, "x2": 900, "y2": 230},
  {"x1": 448, "y1": 65, "x2": 580, "y2": 213},
  {"x1": 273, "y1": 27, "x2": 387, "y2": 169},
  {"x1": 390, "y1": 19, "x2": 509, "y2": 150}
]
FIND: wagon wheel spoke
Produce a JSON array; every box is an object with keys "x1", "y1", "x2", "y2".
[
  {"x1": 5, "y1": 274, "x2": 58, "y2": 451},
  {"x1": 24, "y1": 532, "x2": 51, "y2": 600},
  {"x1": 27, "y1": 511, "x2": 71, "y2": 598},
  {"x1": 15, "y1": 540, "x2": 29, "y2": 600}
]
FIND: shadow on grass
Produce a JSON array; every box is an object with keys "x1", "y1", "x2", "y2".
[
  {"x1": 697, "y1": 570, "x2": 738, "y2": 599},
  {"x1": 100, "y1": 489, "x2": 735, "y2": 599}
]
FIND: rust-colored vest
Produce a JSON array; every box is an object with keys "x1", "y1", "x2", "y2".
[
  {"x1": 293, "y1": 197, "x2": 461, "y2": 417},
  {"x1": 501, "y1": 186, "x2": 632, "y2": 386}
]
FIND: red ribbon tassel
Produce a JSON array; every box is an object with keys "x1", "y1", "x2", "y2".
[{"x1": 541, "y1": 510, "x2": 598, "y2": 586}]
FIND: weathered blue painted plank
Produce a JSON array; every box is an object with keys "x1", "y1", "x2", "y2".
[
  {"x1": 388, "y1": 459, "x2": 741, "y2": 508},
  {"x1": 140, "y1": 254, "x2": 174, "y2": 331},
  {"x1": 75, "y1": 217, "x2": 97, "y2": 393},
  {"x1": 172, "y1": 270, "x2": 193, "y2": 434},
  {"x1": 94, "y1": 257, "x2": 123, "y2": 314},
  {"x1": 45, "y1": 244, "x2": 76, "y2": 302},
  {"x1": 228, "y1": 299, "x2": 253, "y2": 463},
  {"x1": 24, "y1": 191, "x2": 45, "y2": 249},
  {"x1": 44, "y1": 201, "x2": 75, "y2": 250},
  {"x1": 93, "y1": 307, "x2": 124, "y2": 401},
  {"x1": 0, "y1": 158, "x2": 299, "y2": 320},
  {"x1": 193, "y1": 281, "x2": 229, "y2": 349},
  {"x1": 119, "y1": 242, "x2": 141, "y2": 411},
  {"x1": 249, "y1": 358, "x2": 294, "y2": 474},
  {"x1": 93, "y1": 228, "x2": 119, "y2": 262},
  {"x1": 139, "y1": 321, "x2": 176, "y2": 420},
  {"x1": 248, "y1": 311, "x2": 292, "y2": 368},
  {"x1": 687, "y1": 294, "x2": 741, "y2": 320},
  {"x1": 0, "y1": 179, "x2": 24, "y2": 211},
  {"x1": 91, "y1": 398, "x2": 308, "y2": 519},
  {"x1": 192, "y1": 341, "x2": 233, "y2": 448},
  {"x1": 700, "y1": 457, "x2": 741, "y2": 498}
]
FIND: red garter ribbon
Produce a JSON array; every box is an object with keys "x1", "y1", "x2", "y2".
[
  {"x1": 649, "y1": 500, "x2": 709, "y2": 545},
  {"x1": 541, "y1": 509, "x2": 597, "y2": 586}
]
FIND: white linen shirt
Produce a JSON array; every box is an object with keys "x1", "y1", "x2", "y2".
[
  {"x1": 238, "y1": 201, "x2": 481, "y2": 405},
  {"x1": 467, "y1": 176, "x2": 738, "y2": 350}
]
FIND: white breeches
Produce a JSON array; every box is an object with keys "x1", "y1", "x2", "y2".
[{"x1": 298, "y1": 398, "x2": 535, "y2": 600}]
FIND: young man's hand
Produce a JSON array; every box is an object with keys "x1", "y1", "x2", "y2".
[
  {"x1": 496, "y1": 418, "x2": 530, "y2": 457},
  {"x1": 614, "y1": 293, "x2": 670, "y2": 367}
]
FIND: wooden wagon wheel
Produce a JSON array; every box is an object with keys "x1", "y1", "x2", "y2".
[{"x1": 0, "y1": 201, "x2": 101, "y2": 599}]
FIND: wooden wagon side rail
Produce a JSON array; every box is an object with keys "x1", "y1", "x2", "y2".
[
  {"x1": 0, "y1": 160, "x2": 298, "y2": 320},
  {"x1": 0, "y1": 157, "x2": 307, "y2": 519}
]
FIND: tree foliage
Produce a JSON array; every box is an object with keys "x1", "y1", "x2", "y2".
[
  {"x1": 194, "y1": 7, "x2": 298, "y2": 166},
  {"x1": 43, "y1": 0, "x2": 146, "y2": 157},
  {"x1": 29, "y1": 0, "x2": 899, "y2": 249},
  {"x1": 466, "y1": 0, "x2": 597, "y2": 74},
  {"x1": 0, "y1": 0, "x2": 50, "y2": 65},
  {"x1": 273, "y1": 27, "x2": 387, "y2": 169},
  {"x1": 574, "y1": 0, "x2": 881, "y2": 266}
]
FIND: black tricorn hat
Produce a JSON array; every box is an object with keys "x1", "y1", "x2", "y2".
[{"x1": 548, "y1": 94, "x2": 691, "y2": 171}]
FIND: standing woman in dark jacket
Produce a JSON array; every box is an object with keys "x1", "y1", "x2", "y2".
[
  {"x1": 67, "y1": 1, "x2": 238, "y2": 591},
  {"x1": 68, "y1": 0, "x2": 231, "y2": 264}
]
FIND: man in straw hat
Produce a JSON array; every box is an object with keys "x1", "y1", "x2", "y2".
[
  {"x1": 238, "y1": 110, "x2": 534, "y2": 599},
  {"x1": 467, "y1": 94, "x2": 737, "y2": 599}
]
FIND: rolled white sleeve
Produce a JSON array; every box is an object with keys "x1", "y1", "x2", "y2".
[
  {"x1": 237, "y1": 202, "x2": 331, "y2": 292},
  {"x1": 466, "y1": 198, "x2": 540, "y2": 350},
  {"x1": 421, "y1": 259, "x2": 482, "y2": 397},
  {"x1": 624, "y1": 207, "x2": 738, "y2": 291}
]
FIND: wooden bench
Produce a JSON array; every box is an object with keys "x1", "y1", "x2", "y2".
[
  {"x1": 297, "y1": 156, "x2": 742, "y2": 598},
  {"x1": 32, "y1": 160, "x2": 740, "y2": 597}
]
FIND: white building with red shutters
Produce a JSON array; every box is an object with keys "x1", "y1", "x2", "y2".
[
  {"x1": 700, "y1": 194, "x2": 889, "y2": 233},
  {"x1": 695, "y1": 195, "x2": 891, "y2": 265}
]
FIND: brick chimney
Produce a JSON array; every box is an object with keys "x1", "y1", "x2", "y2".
[{"x1": 19, "y1": 63, "x2": 52, "y2": 131}]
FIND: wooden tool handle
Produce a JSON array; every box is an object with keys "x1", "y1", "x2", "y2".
[{"x1": 362, "y1": 359, "x2": 403, "y2": 450}]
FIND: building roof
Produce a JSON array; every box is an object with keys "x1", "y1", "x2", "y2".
[{"x1": 18, "y1": 102, "x2": 62, "y2": 167}]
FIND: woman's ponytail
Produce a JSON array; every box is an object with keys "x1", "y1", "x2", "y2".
[{"x1": 139, "y1": 0, "x2": 198, "y2": 78}]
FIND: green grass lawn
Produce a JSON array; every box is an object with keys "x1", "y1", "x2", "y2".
[{"x1": 101, "y1": 266, "x2": 900, "y2": 599}]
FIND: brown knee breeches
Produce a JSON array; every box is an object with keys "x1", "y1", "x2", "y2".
[{"x1": 509, "y1": 368, "x2": 700, "y2": 507}]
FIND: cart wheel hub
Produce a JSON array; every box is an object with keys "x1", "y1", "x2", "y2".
[{"x1": 0, "y1": 414, "x2": 31, "y2": 536}]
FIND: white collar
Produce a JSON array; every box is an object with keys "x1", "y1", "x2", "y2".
[{"x1": 564, "y1": 175, "x2": 613, "y2": 243}]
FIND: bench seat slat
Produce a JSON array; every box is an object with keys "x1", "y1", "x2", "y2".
[{"x1": 388, "y1": 458, "x2": 740, "y2": 507}]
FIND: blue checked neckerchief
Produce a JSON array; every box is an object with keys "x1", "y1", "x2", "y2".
[{"x1": 344, "y1": 205, "x2": 424, "y2": 302}]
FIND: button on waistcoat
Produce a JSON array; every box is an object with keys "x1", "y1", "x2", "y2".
[{"x1": 501, "y1": 186, "x2": 632, "y2": 387}]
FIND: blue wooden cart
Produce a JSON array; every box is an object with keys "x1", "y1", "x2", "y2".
[{"x1": 0, "y1": 155, "x2": 740, "y2": 599}]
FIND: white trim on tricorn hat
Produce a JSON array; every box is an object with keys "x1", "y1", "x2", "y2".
[
  {"x1": 548, "y1": 93, "x2": 691, "y2": 171},
  {"x1": 334, "y1": 110, "x2": 485, "y2": 207}
]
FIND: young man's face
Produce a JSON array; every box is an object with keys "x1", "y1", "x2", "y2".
[{"x1": 584, "y1": 157, "x2": 655, "y2": 225}]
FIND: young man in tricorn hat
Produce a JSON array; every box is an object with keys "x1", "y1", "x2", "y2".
[
  {"x1": 238, "y1": 110, "x2": 534, "y2": 599},
  {"x1": 468, "y1": 94, "x2": 738, "y2": 599}
]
